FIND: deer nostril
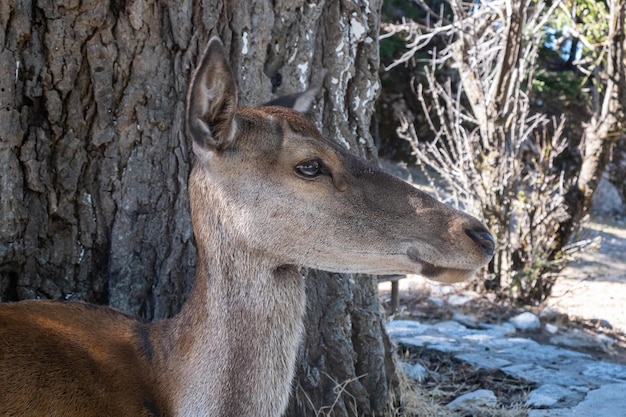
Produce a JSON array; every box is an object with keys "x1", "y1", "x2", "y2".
[{"x1": 465, "y1": 228, "x2": 495, "y2": 257}]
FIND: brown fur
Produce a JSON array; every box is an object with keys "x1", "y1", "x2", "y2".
[{"x1": 0, "y1": 38, "x2": 494, "y2": 417}]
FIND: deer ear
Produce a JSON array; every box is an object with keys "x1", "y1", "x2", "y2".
[
  {"x1": 263, "y1": 69, "x2": 327, "y2": 113},
  {"x1": 186, "y1": 37, "x2": 238, "y2": 153}
]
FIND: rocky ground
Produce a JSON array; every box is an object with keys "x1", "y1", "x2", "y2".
[{"x1": 378, "y1": 214, "x2": 626, "y2": 416}]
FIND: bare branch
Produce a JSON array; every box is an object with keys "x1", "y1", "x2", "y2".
[{"x1": 387, "y1": 0, "x2": 607, "y2": 302}]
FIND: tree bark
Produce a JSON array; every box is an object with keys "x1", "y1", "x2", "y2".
[
  {"x1": 608, "y1": 138, "x2": 626, "y2": 205},
  {"x1": 607, "y1": 0, "x2": 626, "y2": 213},
  {"x1": 557, "y1": 0, "x2": 625, "y2": 247},
  {"x1": 0, "y1": 0, "x2": 395, "y2": 415}
]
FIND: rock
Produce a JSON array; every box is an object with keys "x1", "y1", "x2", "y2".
[
  {"x1": 395, "y1": 334, "x2": 459, "y2": 353},
  {"x1": 545, "y1": 323, "x2": 559, "y2": 334},
  {"x1": 385, "y1": 320, "x2": 428, "y2": 338},
  {"x1": 400, "y1": 362, "x2": 428, "y2": 382},
  {"x1": 550, "y1": 330, "x2": 616, "y2": 351},
  {"x1": 526, "y1": 384, "x2": 578, "y2": 408},
  {"x1": 595, "y1": 333, "x2": 616, "y2": 347},
  {"x1": 385, "y1": 313, "x2": 626, "y2": 416},
  {"x1": 433, "y1": 320, "x2": 470, "y2": 334},
  {"x1": 569, "y1": 383, "x2": 626, "y2": 415},
  {"x1": 452, "y1": 312, "x2": 480, "y2": 328},
  {"x1": 455, "y1": 352, "x2": 513, "y2": 370},
  {"x1": 432, "y1": 285, "x2": 456, "y2": 296},
  {"x1": 427, "y1": 296, "x2": 445, "y2": 307},
  {"x1": 446, "y1": 389, "x2": 497, "y2": 410},
  {"x1": 448, "y1": 291, "x2": 478, "y2": 306},
  {"x1": 529, "y1": 383, "x2": 626, "y2": 417},
  {"x1": 582, "y1": 361, "x2": 626, "y2": 382},
  {"x1": 447, "y1": 294, "x2": 472, "y2": 306},
  {"x1": 592, "y1": 173, "x2": 625, "y2": 216},
  {"x1": 478, "y1": 322, "x2": 517, "y2": 337},
  {"x1": 502, "y1": 362, "x2": 588, "y2": 387},
  {"x1": 539, "y1": 306, "x2": 561, "y2": 320},
  {"x1": 509, "y1": 311, "x2": 541, "y2": 330}
]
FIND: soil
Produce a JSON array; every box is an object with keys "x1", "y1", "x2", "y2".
[{"x1": 545, "y1": 216, "x2": 626, "y2": 334}]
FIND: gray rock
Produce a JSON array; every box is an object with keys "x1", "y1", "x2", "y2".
[
  {"x1": 550, "y1": 330, "x2": 616, "y2": 351},
  {"x1": 509, "y1": 311, "x2": 541, "y2": 330},
  {"x1": 385, "y1": 320, "x2": 428, "y2": 337},
  {"x1": 545, "y1": 323, "x2": 559, "y2": 334},
  {"x1": 501, "y1": 363, "x2": 588, "y2": 387},
  {"x1": 427, "y1": 296, "x2": 445, "y2": 307},
  {"x1": 592, "y1": 174, "x2": 625, "y2": 216},
  {"x1": 446, "y1": 389, "x2": 497, "y2": 410},
  {"x1": 529, "y1": 383, "x2": 626, "y2": 417},
  {"x1": 448, "y1": 291, "x2": 478, "y2": 306},
  {"x1": 385, "y1": 316, "x2": 626, "y2": 416},
  {"x1": 455, "y1": 352, "x2": 513, "y2": 370},
  {"x1": 433, "y1": 285, "x2": 456, "y2": 296},
  {"x1": 396, "y1": 334, "x2": 460, "y2": 353},
  {"x1": 400, "y1": 362, "x2": 428, "y2": 382},
  {"x1": 526, "y1": 384, "x2": 579, "y2": 408},
  {"x1": 539, "y1": 306, "x2": 561, "y2": 320},
  {"x1": 452, "y1": 311, "x2": 480, "y2": 328},
  {"x1": 582, "y1": 361, "x2": 626, "y2": 382},
  {"x1": 477, "y1": 322, "x2": 517, "y2": 337},
  {"x1": 433, "y1": 320, "x2": 470, "y2": 334},
  {"x1": 567, "y1": 383, "x2": 626, "y2": 415}
]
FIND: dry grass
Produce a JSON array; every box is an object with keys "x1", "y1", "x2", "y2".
[
  {"x1": 294, "y1": 323, "x2": 532, "y2": 416},
  {"x1": 386, "y1": 348, "x2": 531, "y2": 417},
  {"x1": 303, "y1": 357, "x2": 530, "y2": 417},
  {"x1": 296, "y1": 374, "x2": 363, "y2": 417}
]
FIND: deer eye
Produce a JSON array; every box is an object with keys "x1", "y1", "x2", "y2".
[{"x1": 295, "y1": 159, "x2": 324, "y2": 178}]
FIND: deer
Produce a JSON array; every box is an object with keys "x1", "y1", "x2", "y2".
[{"x1": 0, "y1": 37, "x2": 495, "y2": 417}]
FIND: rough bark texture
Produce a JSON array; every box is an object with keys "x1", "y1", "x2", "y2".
[
  {"x1": 0, "y1": 0, "x2": 395, "y2": 415},
  {"x1": 608, "y1": 139, "x2": 626, "y2": 206},
  {"x1": 559, "y1": 0, "x2": 625, "y2": 247}
]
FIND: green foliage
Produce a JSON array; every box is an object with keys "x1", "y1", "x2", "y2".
[
  {"x1": 531, "y1": 67, "x2": 584, "y2": 103},
  {"x1": 547, "y1": 0, "x2": 610, "y2": 69},
  {"x1": 529, "y1": 0, "x2": 611, "y2": 107},
  {"x1": 380, "y1": 35, "x2": 408, "y2": 62},
  {"x1": 551, "y1": 0, "x2": 608, "y2": 53}
]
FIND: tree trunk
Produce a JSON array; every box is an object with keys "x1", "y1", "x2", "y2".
[
  {"x1": 449, "y1": 0, "x2": 526, "y2": 289},
  {"x1": 0, "y1": 0, "x2": 396, "y2": 415},
  {"x1": 608, "y1": 138, "x2": 626, "y2": 206},
  {"x1": 607, "y1": 0, "x2": 626, "y2": 214},
  {"x1": 557, "y1": 0, "x2": 625, "y2": 248}
]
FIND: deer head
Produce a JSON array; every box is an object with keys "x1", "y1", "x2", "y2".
[{"x1": 186, "y1": 38, "x2": 494, "y2": 283}]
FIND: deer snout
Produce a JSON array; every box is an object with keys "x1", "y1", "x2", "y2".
[{"x1": 465, "y1": 227, "x2": 495, "y2": 257}]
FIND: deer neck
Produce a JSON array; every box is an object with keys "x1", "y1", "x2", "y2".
[{"x1": 152, "y1": 226, "x2": 307, "y2": 417}]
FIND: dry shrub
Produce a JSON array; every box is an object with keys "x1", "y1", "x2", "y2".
[
  {"x1": 397, "y1": 88, "x2": 588, "y2": 303},
  {"x1": 387, "y1": 0, "x2": 597, "y2": 304}
]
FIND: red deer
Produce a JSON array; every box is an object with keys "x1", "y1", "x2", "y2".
[{"x1": 0, "y1": 38, "x2": 494, "y2": 417}]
